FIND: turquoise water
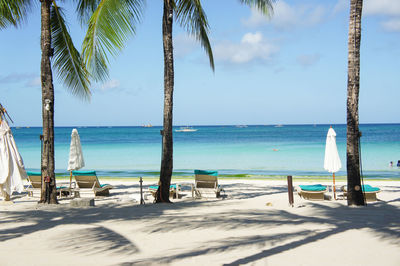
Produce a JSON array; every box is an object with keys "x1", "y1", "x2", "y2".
[{"x1": 11, "y1": 124, "x2": 400, "y2": 179}]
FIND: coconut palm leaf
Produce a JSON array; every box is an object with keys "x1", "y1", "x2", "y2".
[
  {"x1": 175, "y1": 0, "x2": 214, "y2": 71},
  {"x1": 81, "y1": 0, "x2": 144, "y2": 82},
  {"x1": 238, "y1": 0, "x2": 275, "y2": 16},
  {"x1": 0, "y1": 0, "x2": 32, "y2": 29},
  {"x1": 51, "y1": 3, "x2": 91, "y2": 99},
  {"x1": 74, "y1": 0, "x2": 101, "y2": 25}
]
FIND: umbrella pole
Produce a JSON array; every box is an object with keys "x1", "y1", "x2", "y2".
[
  {"x1": 333, "y1": 172, "x2": 336, "y2": 200},
  {"x1": 69, "y1": 171, "x2": 72, "y2": 189}
]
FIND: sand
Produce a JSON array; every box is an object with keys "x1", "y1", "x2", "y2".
[{"x1": 1, "y1": 179, "x2": 400, "y2": 266}]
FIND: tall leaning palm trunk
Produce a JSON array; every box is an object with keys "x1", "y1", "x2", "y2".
[
  {"x1": 157, "y1": 0, "x2": 174, "y2": 203},
  {"x1": 346, "y1": 0, "x2": 365, "y2": 206},
  {"x1": 40, "y1": 0, "x2": 57, "y2": 204}
]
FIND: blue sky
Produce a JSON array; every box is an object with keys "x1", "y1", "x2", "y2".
[{"x1": 1, "y1": 0, "x2": 399, "y2": 127}]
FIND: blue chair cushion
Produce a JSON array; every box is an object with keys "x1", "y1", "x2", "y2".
[
  {"x1": 194, "y1": 170, "x2": 218, "y2": 176},
  {"x1": 362, "y1": 185, "x2": 380, "y2": 192},
  {"x1": 299, "y1": 184, "x2": 327, "y2": 191},
  {"x1": 149, "y1": 184, "x2": 177, "y2": 190},
  {"x1": 72, "y1": 170, "x2": 97, "y2": 176},
  {"x1": 27, "y1": 171, "x2": 41, "y2": 176}
]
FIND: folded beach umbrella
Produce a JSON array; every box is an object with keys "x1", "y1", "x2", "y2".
[
  {"x1": 67, "y1": 129, "x2": 85, "y2": 187},
  {"x1": 0, "y1": 114, "x2": 26, "y2": 201},
  {"x1": 324, "y1": 127, "x2": 342, "y2": 200}
]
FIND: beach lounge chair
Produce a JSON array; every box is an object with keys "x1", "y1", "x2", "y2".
[
  {"x1": 341, "y1": 184, "x2": 381, "y2": 202},
  {"x1": 298, "y1": 184, "x2": 327, "y2": 201},
  {"x1": 26, "y1": 171, "x2": 72, "y2": 198},
  {"x1": 72, "y1": 170, "x2": 113, "y2": 196},
  {"x1": 193, "y1": 170, "x2": 223, "y2": 198},
  {"x1": 148, "y1": 184, "x2": 181, "y2": 199}
]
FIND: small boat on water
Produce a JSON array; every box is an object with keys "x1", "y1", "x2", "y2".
[
  {"x1": 175, "y1": 126, "x2": 198, "y2": 132},
  {"x1": 142, "y1": 123, "x2": 153, "y2": 128},
  {"x1": 275, "y1": 124, "x2": 284, "y2": 128}
]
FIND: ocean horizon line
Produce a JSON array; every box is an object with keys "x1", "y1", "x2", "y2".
[{"x1": 11, "y1": 122, "x2": 400, "y2": 128}]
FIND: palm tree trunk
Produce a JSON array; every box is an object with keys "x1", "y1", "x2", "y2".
[
  {"x1": 346, "y1": 0, "x2": 364, "y2": 206},
  {"x1": 40, "y1": 0, "x2": 57, "y2": 204},
  {"x1": 156, "y1": 0, "x2": 174, "y2": 203}
]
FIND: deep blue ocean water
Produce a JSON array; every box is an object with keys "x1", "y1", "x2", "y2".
[{"x1": 11, "y1": 124, "x2": 400, "y2": 179}]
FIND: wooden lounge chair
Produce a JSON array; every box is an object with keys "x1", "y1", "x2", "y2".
[
  {"x1": 298, "y1": 184, "x2": 327, "y2": 201},
  {"x1": 341, "y1": 184, "x2": 380, "y2": 202},
  {"x1": 26, "y1": 171, "x2": 72, "y2": 198},
  {"x1": 72, "y1": 170, "x2": 113, "y2": 197},
  {"x1": 148, "y1": 184, "x2": 181, "y2": 199},
  {"x1": 193, "y1": 170, "x2": 223, "y2": 198}
]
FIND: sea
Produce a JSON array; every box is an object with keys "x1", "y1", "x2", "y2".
[{"x1": 11, "y1": 124, "x2": 400, "y2": 180}]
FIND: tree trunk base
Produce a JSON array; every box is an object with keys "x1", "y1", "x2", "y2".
[
  {"x1": 154, "y1": 200, "x2": 173, "y2": 204},
  {"x1": 37, "y1": 199, "x2": 59, "y2": 204}
]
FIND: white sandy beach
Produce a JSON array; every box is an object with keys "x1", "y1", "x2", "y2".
[{"x1": 1, "y1": 179, "x2": 400, "y2": 266}]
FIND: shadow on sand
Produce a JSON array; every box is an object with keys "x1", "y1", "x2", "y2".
[{"x1": 1, "y1": 185, "x2": 400, "y2": 265}]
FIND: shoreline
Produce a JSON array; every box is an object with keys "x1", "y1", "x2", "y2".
[{"x1": 52, "y1": 175, "x2": 400, "y2": 182}]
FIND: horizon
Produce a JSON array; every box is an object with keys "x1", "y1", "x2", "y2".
[
  {"x1": 1, "y1": 0, "x2": 399, "y2": 127},
  {"x1": 9, "y1": 122, "x2": 400, "y2": 128}
]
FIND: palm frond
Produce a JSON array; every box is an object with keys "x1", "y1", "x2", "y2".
[
  {"x1": 0, "y1": 0, "x2": 33, "y2": 29},
  {"x1": 238, "y1": 0, "x2": 275, "y2": 16},
  {"x1": 175, "y1": 0, "x2": 214, "y2": 71},
  {"x1": 74, "y1": 0, "x2": 101, "y2": 25},
  {"x1": 81, "y1": 0, "x2": 144, "y2": 82},
  {"x1": 51, "y1": 3, "x2": 91, "y2": 100}
]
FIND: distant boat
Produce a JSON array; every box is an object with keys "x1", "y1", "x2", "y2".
[
  {"x1": 142, "y1": 123, "x2": 153, "y2": 128},
  {"x1": 275, "y1": 124, "x2": 284, "y2": 128},
  {"x1": 175, "y1": 126, "x2": 198, "y2": 132},
  {"x1": 235, "y1": 125, "x2": 248, "y2": 128}
]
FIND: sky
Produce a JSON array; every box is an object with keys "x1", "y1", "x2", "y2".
[{"x1": 1, "y1": 0, "x2": 399, "y2": 127}]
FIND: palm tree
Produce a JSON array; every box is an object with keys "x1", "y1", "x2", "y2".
[
  {"x1": 1, "y1": 1, "x2": 91, "y2": 204},
  {"x1": 346, "y1": 0, "x2": 365, "y2": 206},
  {"x1": 81, "y1": 0, "x2": 274, "y2": 203},
  {"x1": 156, "y1": 0, "x2": 275, "y2": 203}
]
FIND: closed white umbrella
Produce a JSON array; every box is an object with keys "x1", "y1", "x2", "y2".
[
  {"x1": 324, "y1": 127, "x2": 342, "y2": 200},
  {"x1": 67, "y1": 129, "x2": 85, "y2": 187},
  {"x1": 0, "y1": 117, "x2": 26, "y2": 201}
]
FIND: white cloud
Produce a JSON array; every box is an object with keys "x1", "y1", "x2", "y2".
[
  {"x1": 382, "y1": 18, "x2": 400, "y2": 31},
  {"x1": 243, "y1": 7, "x2": 270, "y2": 27},
  {"x1": 308, "y1": 6, "x2": 326, "y2": 25},
  {"x1": 173, "y1": 34, "x2": 198, "y2": 58},
  {"x1": 333, "y1": 0, "x2": 349, "y2": 14},
  {"x1": 364, "y1": 0, "x2": 400, "y2": 16},
  {"x1": 214, "y1": 32, "x2": 278, "y2": 64},
  {"x1": 296, "y1": 54, "x2": 321, "y2": 67},
  {"x1": 243, "y1": 1, "x2": 326, "y2": 30},
  {"x1": 101, "y1": 79, "x2": 120, "y2": 91},
  {"x1": 0, "y1": 73, "x2": 36, "y2": 84},
  {"x1": 364, "y1": 0, "x2": 400, "y2": 32},
  {"x1": 27, "y1": 77, "x2": 41, "y2": 87}
]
